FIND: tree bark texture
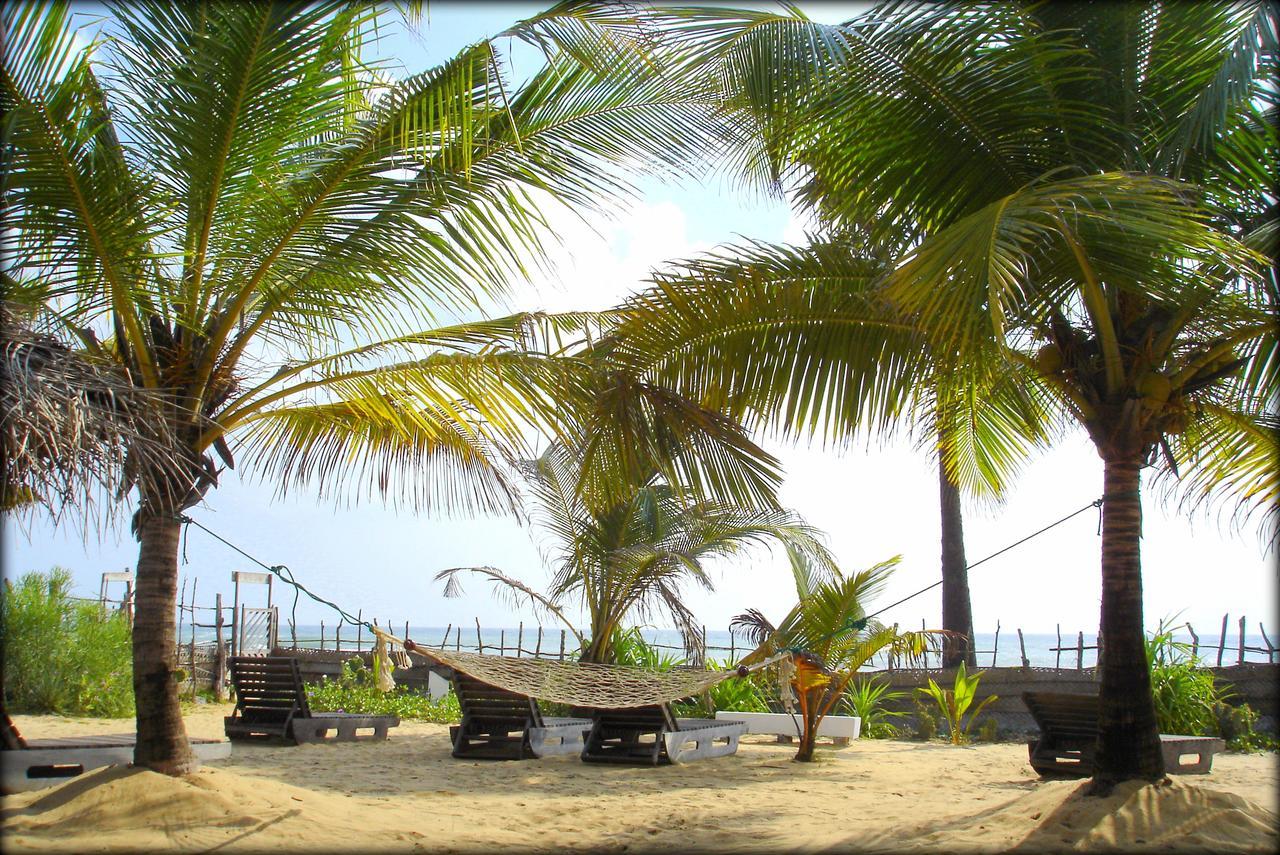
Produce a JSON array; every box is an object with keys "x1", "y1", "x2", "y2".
[
  {"x1": 794, "y1": 695, "x2": 819, "y2": 762},
  {"x1": 939, "y1": 459, "x2": 976, "y2": 668},
  {"x1": 1089, "y1": 456, "x2": 1164, "y2": 793},
  {"x1": 132, "y1": 510, "x2": 197, "y2": 774}
]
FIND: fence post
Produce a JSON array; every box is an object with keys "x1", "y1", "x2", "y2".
[
  {"x1": 475, "y1": 618, "x2": 483, "y2": 654},
  {"x1": 535, "y1": 626, "x2": 543, "y2": 657},
  {"x1": 1217, "y1": 613, "x2": 1228, "y2": 666},
  {"x1": 1017, "y1": 628, "x2": 1029, "y2": 669},
  {"x1": 271, "y1": 605, "x2": 279, "y2": 651},
  {"x1": 455, "y1": 627, "x2": 461, "y2": 651},
  {"x1": 124, "y1": 581, "x2": 134, "y2": 627},
  {"x1": 186, "y1": 578, "x2": 197, "y2": 696},
  {"x1": 517, "y1": 622, "x2": 523, "y2": 658},
  {"x1": 701, "y1": 624, "x2": 707, "y2": 664},
  {"x1": 405, "y1": 621, "x2": 410, "y2": 643},
  {"x1": 1055, "y1": 623, "x2": 1062, "y2": 671},
  {"x1": 336, "y1": 621, "x2": 342, "y2": 652},
  {"x1": 1186, "y1": 622, "x2": 1199, "y2": 661},
  {"x1": 214, "y1": 593, "x2": 227, "y2": 701},
  {"x1": 1259, "y1": 622, "x2": 1276, "y2": 664},
  {"x1": 991, "y1": 620, "x2": 1000, "y2": 668},
  {"x1": 729, "y1": 628, "x2": 735, "y2": 663},
  {"x1": 1238, "y1": 615, "x2": 1247, "y2": 665},
  {"x1": 177, "y1": 577, "x2": 187, "y2": 654},
  {"x1": 559, "y1": 630, "x2": 566, "y2": 661},
  {"x1": 356, "y1": 609, "x2": 363, "y2": 652},
  {"x1": 1076, "y1": 631, "x2": 1084, "y2": 670},
  {"x1": 320, "y1": 621, "x2": 325, "y2": 650},
  {"x1": 500, "y1": 629, "x2": 506, "y2": 655}
]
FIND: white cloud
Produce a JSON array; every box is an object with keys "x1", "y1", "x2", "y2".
[{"x1": 520, "y1": 199, "x2": 712, "y2": 314}]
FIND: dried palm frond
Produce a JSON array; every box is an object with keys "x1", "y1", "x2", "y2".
[{"x1": 1, "y1": 303, "x2": 186, "y2": 532}]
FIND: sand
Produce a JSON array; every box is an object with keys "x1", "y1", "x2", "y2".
[{"x1": 3, "y1": 703, "x2": 1277, "y2": 853}]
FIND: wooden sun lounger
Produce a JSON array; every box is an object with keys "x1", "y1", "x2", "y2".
[
  {"x1": 224, "y1": 656, "x2": 399, "y2": 744},
  {"x1": 1023, "y1": 691, "x2": 1225, "y2": 777},
  {"x1": 581, "y1": 703, "x2": 747, "y2": 765},
  {"x1": 448, "y1": 672, "x2": 591, "y2": 760},
  {"x1": 1, "y1": 710, "x2": 230, "y2": 794}
]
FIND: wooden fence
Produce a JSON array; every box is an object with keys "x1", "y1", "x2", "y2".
[{"x1": 82, "y1": 589, "x2": 1280, "y2": 692}]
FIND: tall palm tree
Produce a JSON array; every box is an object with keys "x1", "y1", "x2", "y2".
[
  {"x1": 437, "y1": 439, "x2": 839, "y2": 664},
  {"x1": 733, "y1": 555, "x2": 937, "y2": 762},
  {"x1": 611, "y1": 239, "x2": 1047, "y2": 669},
  {"x1": 622, "y1": 1, "x2": 1276, "y2": 790},
  {"x1": 1, "y1": 1, "x2": 766, "y2": 774}
]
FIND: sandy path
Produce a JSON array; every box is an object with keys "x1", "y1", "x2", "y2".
[{"x1": 4, "y1": 704, "x2": 1277, "y2": 853}]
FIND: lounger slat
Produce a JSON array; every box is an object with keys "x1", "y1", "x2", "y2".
[
  {"x1": 1022, "y1": 691, "x2": 1224, "y2": 777},
  {"x1": 225, "y1": 656, "x2": 398, "y2": 745}
]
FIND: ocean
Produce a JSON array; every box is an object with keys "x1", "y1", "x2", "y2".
[{"x1": 190, "y1": 620, "x2": 1275, "y2": 669}]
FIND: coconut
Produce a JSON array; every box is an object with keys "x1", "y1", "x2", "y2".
[
  {"x1": 1136, "y1": 372, "x2": 1172, "y2": 404},
  {"x1": 1035, "y1": 344, "x2": 1063, "y2": 374}
]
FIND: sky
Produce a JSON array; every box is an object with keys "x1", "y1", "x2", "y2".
[{"x1": 4, "y1": 2, "x2": 1276, "y2": 642}]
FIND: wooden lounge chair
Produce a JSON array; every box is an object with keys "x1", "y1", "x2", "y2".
[
  {"x1": 2, "y1": 709, "x2": 230, "y2": 794},
  {"x1": 581, "y1": 703, "x2": 748, "y2": 765},
  {"x1": 448, "y1": 672, "x2": 591, "y2": 760},
  {"x1": 1023, "y1": 691, "x2": 1225, "y2": 777},
  {"x1": 224, "y1": 656, "x2": 399, "y2": 744}
]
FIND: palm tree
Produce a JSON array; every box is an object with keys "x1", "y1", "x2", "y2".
[
  {"x1": 1, "y1": 1, "x2": 764, "y2": 774},
  {"x1": 610, "y1": 240, "x2": 1047, "y2": 669},
  {"x1": 628, "y1": 1, "x2": 1276, "y2": 790},
  {"x1": 733, "y1": 555, "x2": 937, "y2": 762},
  {"x1": 437, "y1": 440, "x2": 839, "y2": 664}
]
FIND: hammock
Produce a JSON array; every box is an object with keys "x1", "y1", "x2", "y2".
[{"x1": 401, "y1": 640, "x2": 778, "y2": 709}]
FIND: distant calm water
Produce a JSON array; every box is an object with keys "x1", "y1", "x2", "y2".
[{"x1": 189, "y1": 620, "x2": 1274, "y2": 668}]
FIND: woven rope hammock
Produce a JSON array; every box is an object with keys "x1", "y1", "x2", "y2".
[{"x1": 401, "y1": 640, "x2": 784, "y2": 709}]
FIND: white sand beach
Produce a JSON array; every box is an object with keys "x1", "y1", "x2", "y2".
[{"x1": 3, "y1": 704, "x2": 1277, "y2": 853}]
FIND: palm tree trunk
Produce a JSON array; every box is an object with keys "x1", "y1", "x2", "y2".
[
  {"x1": 1089, "y1": 454, "x2": 1163, "y2": 794},
  {"x1": 794, "y1": 691, "x2": 819, "y2": 762},
  {"x1": 132, "y1": 508, "x2": 197, "y2": 774},
  {"x1": 939, "y1": 447, "x2": 975, "y2": 668}
]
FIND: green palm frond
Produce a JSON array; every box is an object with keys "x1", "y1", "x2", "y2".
[{"x1": 455, "y1": 440, "x2": 838, "y2": 663}]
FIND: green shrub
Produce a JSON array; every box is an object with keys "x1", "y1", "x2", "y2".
[
  {"x1": 1213, "y1": 702, "x2": 1280, "y2": 752},
  {"x1": 917, "y1": 662, "x2": 998, "y2": 745},
  {"x1": 306, "y1": 658, "x2": 460, "y2": 722},
  {"x1": 608, "y1": 627, "x2": 682, "y2": 671},
  {"x1": 1, "y1": 568, "x2": 134, "y2": 717},
  {"x1": 706, "y1": 656, "x2": 770, "y2": 712},
  {"x1": 974, "y1": 718, "x2": 1001, "y2": 743},
  {"x1": 1145, "y1": 620, "x2": 1230, "y2": 736},
  {"x1": 911, "y1": 697, "x2": 940, "y2": 740},
  {"x1": 841, "y1": 677, "x2": 908, "y2": 738}
]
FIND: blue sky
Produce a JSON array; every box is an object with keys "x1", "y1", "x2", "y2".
[{"x1": 5, "y1": 2, "x2": 1275, "y2": 641}]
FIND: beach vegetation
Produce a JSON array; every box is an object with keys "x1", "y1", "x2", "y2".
[
  {"x1": 974, "y1": 718, "x2": 1001, "y2": 744},
  {"x1": 607, "y1": 627, "x2": 683, "y2": 672},
  {"x1": 841, "y1": 676, "x2": 908, "y2": 739},
  {"x1": 734, "y1": 556, "x2": 939, "y2": 761},
  {"x1": 1145, "y1": 621, "x2": 1232, "y2": 738},
  {"x1": 1, "y1": 568, "x2": 134, "y2": 717},
  {"x1": 306, "y1": 658, "x2": 460, "y2": 723},
  {"x1": 917, "y1": 663, "x2": 998, "y2": 746},
  {"x1": 616, "y1": 1, "x2": 1275, "y2": 790},
  {"x1": 437, "y1": 441, "x2": 838, "y2": 664},
  {"x1": 3, "y1": 0, "x2": 771, "y2": 773},
  {"x1": 910, "y1": 697, "x2": 941, "y2": 741},
  {"x1": 1215, "y1": 703, "x2": 1280, "y2": 753}
]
